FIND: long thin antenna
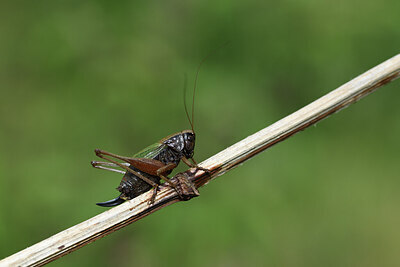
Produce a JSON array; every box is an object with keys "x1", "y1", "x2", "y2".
[
  {"x1": 190, "y1": 42, "x2": 229, "y2": 133},
  {"x1": 183, "y1": 73, "x2": 193, "y2": 131},
  {"x1": 191, "y1": 56, "x2": 206, "y2": 133}
]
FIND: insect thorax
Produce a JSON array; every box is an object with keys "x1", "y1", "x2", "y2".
[
  {"x1": 155, "y1": 146, "x2": 182, "y2": 167},
  {"x1": 162, "y1": 131, "x2": 195, "y2": 160}
]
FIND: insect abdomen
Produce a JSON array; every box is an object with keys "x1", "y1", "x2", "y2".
[{"x1": 117, "y1": 166, "x2": 160, "y2": 200}]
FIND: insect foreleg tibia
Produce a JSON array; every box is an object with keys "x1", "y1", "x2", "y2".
[
  {"x1": 190, "y1": 157, "x2": 199, "y2": 166},
  {"x1": 94, "y1": 149, "x2": 158, "y2": 187},
  {"x1": 181, "y1": 157, "x2": 210, "y2": 173},
  {"x1": 91, "y1": 161, "x2": 129, "y2": 174}
]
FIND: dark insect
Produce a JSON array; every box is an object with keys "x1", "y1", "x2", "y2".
[{"x1": 92, "y1": 61, "x2": 208, "y2": 207}]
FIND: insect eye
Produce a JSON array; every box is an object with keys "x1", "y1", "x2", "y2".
[
  {"x1": 185, "y1": 137, "x2": 194, "y2": 149},
  {"x1": 184, "y1": 134, "x2": 192, "y2": 142}
]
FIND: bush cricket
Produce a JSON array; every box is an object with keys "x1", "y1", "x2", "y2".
[{"x1": 92, "y1": 62, "x2": 208, "y2": 207}]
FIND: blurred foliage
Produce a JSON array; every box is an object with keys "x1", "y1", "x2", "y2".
[{"x1": 1, "y1": 0, "x2": 400, "y2": 266}]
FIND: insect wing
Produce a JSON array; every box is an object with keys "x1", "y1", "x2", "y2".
[{"x1": 133, "y1": 142, "x2": 166, "y2": 159}]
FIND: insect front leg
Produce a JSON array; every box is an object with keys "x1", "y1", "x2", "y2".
[{"x1": 182, "y1": 157, "x2": 210, "y2": 173}]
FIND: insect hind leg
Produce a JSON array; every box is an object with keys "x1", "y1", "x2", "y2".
[
  {"x1": 91, "y1": 161, "x2": 129, "y2": 174},
  {"x1": 94, "y1": 149, "x2": 158, "y2": 187}
]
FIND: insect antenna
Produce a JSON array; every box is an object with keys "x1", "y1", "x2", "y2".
[
  {"x1": 183, "y1": 73, "x2": 194, "y2": 131},
  {"x1": 183, "y1": 57, "x2": 205, "y2": 133},
  {"x1": 190, "y1": 56, "x2": 206, "y2": 134},
  {"x1": 184, "y1": 42, "x2": 230, "y2": 133}
]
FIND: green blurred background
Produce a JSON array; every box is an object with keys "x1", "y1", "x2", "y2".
[{"x1": 1, "y1": 0, "x2": 400, "y2": 266}]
